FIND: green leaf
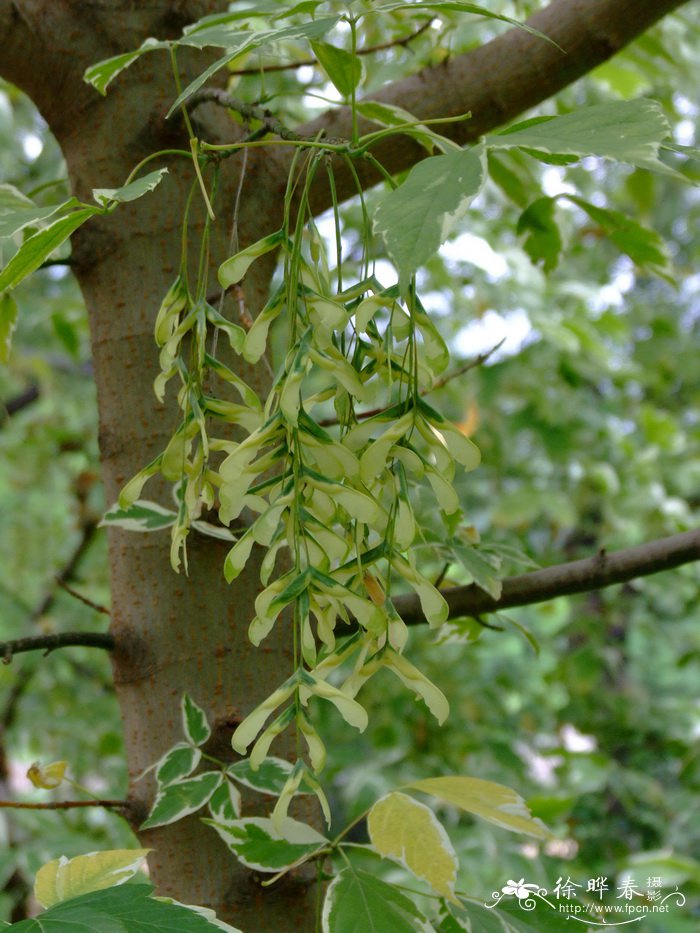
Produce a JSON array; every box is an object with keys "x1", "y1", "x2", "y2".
[
  {"x1": 407, "y1": 775, "x2": 555, "y2": 840},
  {"x1": 205, "y1": 816, "x2": 327, "y2": 872},
  {"x1": 368, "y1": 791, "x2": 458, "y2": 900},
  {"x1": 485, "y1": 100, "x2": 679, "y2": 176},
  {"x1": 155, "y1": 743, "x2": 202, "y2": 786},
  {"x1": 227, "y1": 756, "x2": 294, "y2": 795},
  {"x1": 182, "y1": 694, "x2": 211, "y2": 746},
  {"x1": 374, "y1": 147, "x2": 485, "y2": 289},
  {"x1": 141, "y1": 772, "x2": 222, "y2": 829},
  {"x1": 322, "y1": 867, "x2": 426, "y2": 933},
  {"x1": 517, "y1": 196, "x2": 562, "y2": 272},
  {"x1": 177, "y1": 25, "x2": 252, "y2": 51},
  {"x1": 442, "y1": 896, "x2": 576, "y2": 932},
  {"x1": 311, "y1": 41, "x2": 363, "y2": 97},
  {"x1": 208, "y1": 780, "x2": 241, "y2": 823},
  {"x1": 92, "y1": 168, "x2": 168, "y2": 205},
  {"x1": 448, "y1": 542, "x2": 502, "y2": 600},
  {"x1": 10, "y1": 884, "x2": 240, "y2": 932},
  {"x1": 566, "y1": 195, "x2": 673, "y2": 278},
  {"x1": 0, "y1": 187, "x2": 77, "y2": 238},
  {"x1": 0, "y1": 293, "x2": 19, "y2": 363},
  {"x1": 0, "y1": 209, "x2": 97, "y2": 293},
  {"x1": 34, "y1": 850, "x2": 150, "y2": 908},
  {"x1": 100, "y1": 500, "x2": 177, "y2": 533},
  {"x1": 84, "y1": 39, "x2": 170, "y2": 94}
]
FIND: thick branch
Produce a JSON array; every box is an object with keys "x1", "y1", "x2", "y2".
[
  {"x1": 299, "y1": 0, "x2": 689, "y2": 214},
  {"x1": 394, "y1": 529, "x2": 700, "y2": 625},
  {"x1": 1, "y1": 632, "x2": 115, "y2": 663}
]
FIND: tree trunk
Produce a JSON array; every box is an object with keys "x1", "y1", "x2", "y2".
[
  {"x1": 0, "y1": 3, "x2": 316, "y2": 928},
  {"x1": 0, "y1": 0, "x2": 690, "y2": 929}
]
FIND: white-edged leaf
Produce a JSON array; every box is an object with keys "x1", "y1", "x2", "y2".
[
  {"x1": 0, "y1": 209, "x2": 97, "y2": 293},
  {"x1": 227, "y1": 756, "x2": 295, "y2": 795},
  {"x1": 205, "y1": 817, "x2": 326, "y2": 872},
  {"x1": 93, "y1": 168, "x2": 168, "y2": 205},
  {"x1": 322, "y1": 867, "x2": 428, "y2": 933},
  {"x1": 34, "y1": 849, "x2": 151, "y2": 908},
  {"x1": 408, "y1": 775, "x2": 556, "y2": 840},
  {"x1": 84, "y1": 39, "x2": 170, "y2": 94},
  {"x1": 12, "y1": 884, "x2": 240, "y2": 932},
  {"x1": 141, "y1": 772, "x2": 222, "y2": 830},
  {"x1": 182, "y1": 694, "x2": 211, "y2": 746},
  {"x1": 0, "y1": 188, "x2": 76, "y2": 239},
  {"x1": 485, "y1": 99, "x2": 679, "y2": 176},
  {"x1": 168, "y1": 19, "x2": 340, "y2": 115},
  {"x1": 208, "y1": 779, "x2": 241, "y2": 823},
  {"x1": 100, "y1": 500, "x2": 177, "y2": 533},
  {"x1": 374, "y1": 146, "x2": 485, "y2": 289},
  {"x1": 368, "y1": 791, "x2": 458, "y2": 901},
  {"x1": 155, "y1": 743, "x2": 202, "y2": 786}
]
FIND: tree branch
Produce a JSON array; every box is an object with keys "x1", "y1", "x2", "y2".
[
  {"x1": 393, "y1": 529, "x2": 700, "y2": 625},
  {"x1": 2, "y1": 385, "x2": 40, "y2": 420},
  {"x1": 297, "y1": 0, "x2": 690, "y2": 215},
  {"x1": 55, "y1": 578, "x2": 110, "y2": 616},
  {"x1": 0, "y1": 799, "x2": 128, "y2": 810},
  {"x1": 227, "y1": 19, "x2": 433, "y2": 76},
  {"x1": 1, "y1": 632, "x2": 115, "y2": 663}
]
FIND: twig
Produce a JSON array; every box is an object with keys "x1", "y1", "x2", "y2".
[
  {"x1": 394, "y1": 529, "x2": 700, "y2": 626},
  {"x1": 1, "y1": 632, "x2": 115, "y2": 664},
  {"x1": 431, "y1": 339, "x2": 505, "y2": 390},
  {"x1": 2, "y1": 385, "x2": 40, "y2": 419},
  {"x1": 226, "y1": 19, "x2": 434, "y2": 76},
  {"x1": 190, "y1": 88, "x2": 309, "y2": 141},
  {"x1": 0, "y1": 799, "x2": 128, "y2": 810},
  {"x1": 38, "y1": 258, "x2": 75, "y2": 269},
  {"x1": 55, "y1": 578, "x2": 110, "y2": 616},
  {"x1": 33, "y1": 520, "x2": 99, "y2": 619},
  {"x1": 319, "y1": 340, "x2": 502, "y2": 428}
]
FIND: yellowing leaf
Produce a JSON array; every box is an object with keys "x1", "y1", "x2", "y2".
[
  {"x1": 367, "y1": 791, "x2": 458, "y2": 901},
  {"x1": 27, "y1": 760, "x2": 67, "y2": 789},
  {"x1": 35, "y1": 849, "x2": 150, "y2": 908},
  {"x1": 408, "y1": 775, "x2": 556, "y2": 841},
  {"x1": 231, "y1": 679, "x2": 297, "y2": 755},
  {"x1": 304, "y1": 678, "x2": 369, "y2": 732},
  {"x1": 218, "y1": 230, "x2": 284, "y2": 287},
  {"x1": 384, "y1": 650, "x2": 449, "y2": 724},
  {"x1": 391, "y1": 553, "x2": 448, "y2": 626}
]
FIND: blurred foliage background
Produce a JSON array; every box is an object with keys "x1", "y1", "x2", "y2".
[{"x1": 0, "y1": 0, "x2": 699, "y2": 927}]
